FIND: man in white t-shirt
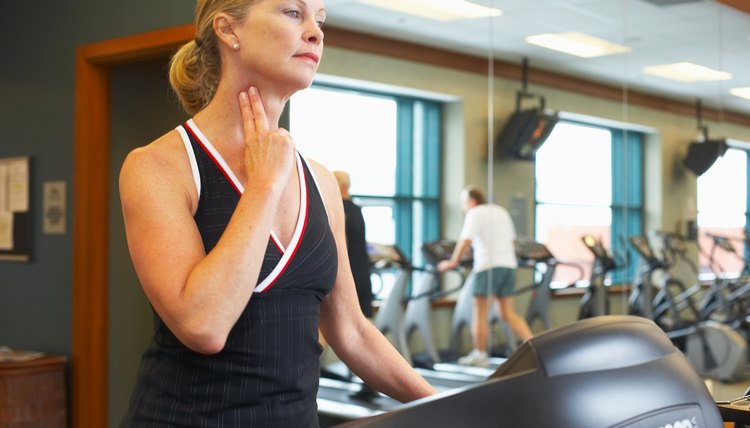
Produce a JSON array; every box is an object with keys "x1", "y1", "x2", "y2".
[{"x1": 438, "y1": 185, "x2": 533, "y2": 367}]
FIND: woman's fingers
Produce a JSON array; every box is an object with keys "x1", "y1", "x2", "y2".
[
  {"x1": 239, "y1": 86, "x2": 271, "y2": 137},
  {"x1": 248, "y1": 87, "x2": 270, "y2": 133},
  {"x1": 239, "y1": 89, "x2": 256, "y2": 137},
  {"x1": 238, "y1": 86, "x2": 296, "y2": 186}
]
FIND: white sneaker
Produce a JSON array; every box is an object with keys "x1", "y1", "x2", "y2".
[{"x1": 458, "y1": 349, "x2": 489, "y2": 367}]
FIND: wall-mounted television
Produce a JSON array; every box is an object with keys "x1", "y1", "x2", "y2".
[
  {"x1": 496, "y1": 108, "x2": 558, "y2": 160},
  {"x1": 683, "y1": 138, "x2": 727, "y2": 176}
]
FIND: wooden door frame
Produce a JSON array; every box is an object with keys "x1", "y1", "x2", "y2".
[{"x1": 72, "y1": 23, "x2": 195, "y2": 428}]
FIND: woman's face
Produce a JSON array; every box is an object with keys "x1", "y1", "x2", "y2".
[{"x1": 233, "y1": 0, "x2": 326, "y2": 93}]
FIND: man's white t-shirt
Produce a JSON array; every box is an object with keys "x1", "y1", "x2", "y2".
[{"x1": 458, "y1": 204, "x2": 517, "y2": 272}]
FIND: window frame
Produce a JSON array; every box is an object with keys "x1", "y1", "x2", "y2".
[
  {"x1": 533, "y1": 118, "x2": 644, "y2": 286},
  {"x1": 287, "y1": 81, "x2": 443, "y2": 266},
  {"x1": 695, "y1": 143, "x2": 750, "y2": 279}
]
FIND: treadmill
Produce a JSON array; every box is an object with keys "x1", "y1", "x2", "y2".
[
  {"x1": 317, "y1": 243, "x2": 481, "y2": 426},
  {"x1": 419, "y1": 240, "x2": 510, "y2": 372},
  {"x1": 367, "y1": 243, "x2": 489, "y2": 387},
  {"x1": 514, "y1": 238, "x2": 569, "y2": 331},
  {"x1": 317, "y1": 376, "x2": 400, "y2": 426},
  {"x1": 334, "y1": 315, "x2": 727, "y2": 427},
  {"x1": 415, "y1": 239, "x2": 581, "y2": 376}
]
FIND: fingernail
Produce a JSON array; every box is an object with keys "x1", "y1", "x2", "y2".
[
  {"x1": 249, "y1": 86, "x2": 257, "y2": 96},
  {"x1": 239, "y1": 91, "x2": 248, "y2": 101}
]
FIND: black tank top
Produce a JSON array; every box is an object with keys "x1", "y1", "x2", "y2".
[{"x1": 121, "y1": 119, "x2": 338, "y2": 427}]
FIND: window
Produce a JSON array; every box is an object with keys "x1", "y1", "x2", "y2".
[
  {"x1": 534, "y1": 121, "x2": 643, "y2": 287},
  {"x1": 289, "y1": 82, "x2": 442, "y2": 295},
  {"x1": 697, "y1": 146, "x2": 749, "y2": 279}
]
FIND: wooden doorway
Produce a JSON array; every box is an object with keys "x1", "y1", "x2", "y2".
[{"x1": 72, "y1": 24, "x2": 194, "y2": 428}]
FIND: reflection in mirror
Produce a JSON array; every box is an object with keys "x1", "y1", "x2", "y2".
[
  {"x1": 487, "y1": 0, "x2": 750, "y2": 339},
  {"x1": 317, "y1": 0, "x2": 750, "y2": 363}
]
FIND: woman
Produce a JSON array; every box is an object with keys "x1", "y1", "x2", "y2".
[{"x1": 118, "y1": 0, "x2": 435, "y2": 426}]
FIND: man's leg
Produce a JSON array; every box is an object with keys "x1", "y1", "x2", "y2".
[
  {"x1": 497, "y1": 296, "x2": 533, "y2": 342},
  {"x1": 473, "y1": 296, "x2": 490, "y2": 353}
]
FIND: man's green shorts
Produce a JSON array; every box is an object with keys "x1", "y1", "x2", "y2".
[{"x1": 471, "y1": 267, "x2": 516, "y2": 297}]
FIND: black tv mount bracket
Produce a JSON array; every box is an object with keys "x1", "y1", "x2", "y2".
[
  {"x1": 516, "y1": 57, "x2": 546, "y2": 112},
  {"x1": 695, "y1": 98, "x2": 709, "y2": 141}
]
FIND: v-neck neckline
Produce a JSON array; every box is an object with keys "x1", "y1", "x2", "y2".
[{"x1": 184, "y1": 119, "x2": 309, "y2": 292}]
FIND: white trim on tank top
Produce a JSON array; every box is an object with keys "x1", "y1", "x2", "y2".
[{"x1": 176, "y1": 125, "x2": 201, "y2": 196}]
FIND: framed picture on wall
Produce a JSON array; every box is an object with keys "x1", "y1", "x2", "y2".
[{"x1": 0, "y1": 156, "x2": 31, "y2": 262}]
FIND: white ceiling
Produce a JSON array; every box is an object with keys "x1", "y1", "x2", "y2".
[{"x1": 324, "y1": 0, "x2": 750, "y2": 117}]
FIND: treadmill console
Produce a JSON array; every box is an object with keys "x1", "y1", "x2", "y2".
[
  {"x1": 514, "y1": 239, "x2": 554, "y2": 264},
  {"x1": 421, "y1": 240, "x2": 472, "y2": 268},
  {"x1": 367, "y1": 243, "x2": 408, "y2": 268},
  {"x1": 335, "y1": 316, "x2": 723, "y2": 428}
]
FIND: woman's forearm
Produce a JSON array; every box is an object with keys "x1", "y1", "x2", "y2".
[{"x1": 334, "y1": 321, "x2": 437, "y2": 402}]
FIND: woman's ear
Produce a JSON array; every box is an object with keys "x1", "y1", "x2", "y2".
[{"x1": 213, "y1": 13, "x2": 239, "y2": 50}]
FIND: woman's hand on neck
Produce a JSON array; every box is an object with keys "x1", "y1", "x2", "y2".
[{"x1": 194, "y1": 80, "x2": 291, "y2": 147}]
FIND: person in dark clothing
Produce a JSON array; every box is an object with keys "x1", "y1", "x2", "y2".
[
  {"x1": 117, "y1": 1, "x2": 435, "y2": 426},
  {"x1": 334, "y1": 171, "x2": 374, "y2": 318}
]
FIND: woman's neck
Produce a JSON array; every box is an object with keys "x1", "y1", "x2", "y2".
[{"x1": 193, "y1": 82, "x2": 289, "y2": 148}]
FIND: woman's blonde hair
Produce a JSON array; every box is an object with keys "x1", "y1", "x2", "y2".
[{"x1": 169, "y1": 0, "x2": 256, "y2": 115}]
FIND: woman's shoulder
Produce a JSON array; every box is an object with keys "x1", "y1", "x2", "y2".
[
  {"x1": 299, "y1": 156, "x2": 344, "y2": 217},
  {"x1": 119, "y1": 127, "x2": 197, "y2": 202},
  {"x1": 301, "y1": 156, "x2": 335, "y2": 190},
  {"x1": 121, "y1": 128, "x2": 187, "y2": 176}
]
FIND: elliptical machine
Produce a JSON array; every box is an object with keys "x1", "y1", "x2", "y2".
[
  {"x1": 627, "y1": 235, "x2": 660, "y2": 320},
  {"x1": 578, "y1": 234, "x2": 623, "y2": 319},
  {"x1": 628, "y1": 232, "x2": 748, "y2": 382},
  {"x1": 699, "y1": 232, "x2": 750, "y2": 335}
]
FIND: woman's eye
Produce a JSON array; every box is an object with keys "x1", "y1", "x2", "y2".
[
  {"x1": 286, "y1": 10, "x2": 301, "y2": 19},
  {"x1": 316, "y1": 20, "x2": 325, "y2": 28}
]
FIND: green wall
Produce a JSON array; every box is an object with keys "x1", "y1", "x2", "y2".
[
  {"x1": 0, "y1": 3, "x2": 193, "y2": 425},
  {"x1": 0, "y1": 1, "x2": 193, "y2": 355}
]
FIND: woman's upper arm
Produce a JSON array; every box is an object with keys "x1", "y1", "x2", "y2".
[
  {"x1": 119, "y1": 138, "x2": 205, "y2": 332},
  {"x1": 121, "y1": 134, "x2": 284, "y2": 353}
]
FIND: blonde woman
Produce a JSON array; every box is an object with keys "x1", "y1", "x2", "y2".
[{"x1": 118, "y1": 0, "x2": 434, "y2": 426}]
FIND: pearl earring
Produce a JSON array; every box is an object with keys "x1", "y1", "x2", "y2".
[{"x1": 232, "y1": 43, "x2": 239, "y2": 50}]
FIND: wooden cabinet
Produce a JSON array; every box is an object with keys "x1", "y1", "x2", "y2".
[{"x1": 0, "y1": 356, "x2": 67, "y2": 427}]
